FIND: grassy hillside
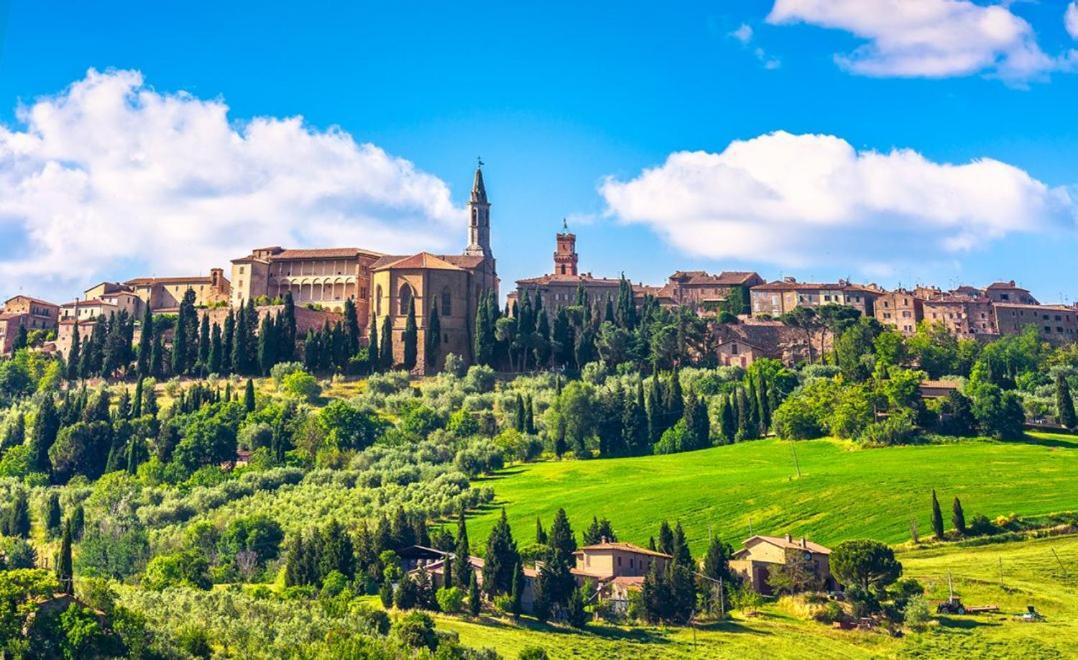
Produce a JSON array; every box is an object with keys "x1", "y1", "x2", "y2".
[
  {"x1": 468, "y1": 433, "x2": 1077, "y2": 554},
  {"x1": 433, "y1": 534, "x2": 1078, "y2": 659}
]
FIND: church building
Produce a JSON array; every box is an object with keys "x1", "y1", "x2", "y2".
[{"x1": 368, "y1": 165, "x2": 499, "y2": 371}]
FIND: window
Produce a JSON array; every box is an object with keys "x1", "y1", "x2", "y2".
[
  {"x1": 617, "y1": 557, "x2": 622, "y2": 567},
  {"x1": 441, "y1": 287, "x2": 452, "y2": 316},
  {"x1": 399, "y1": 284, "x2": 413, "y2": 314},
  {"x1": 375, "y1": 285, "x2": 383, "y2": 315}
]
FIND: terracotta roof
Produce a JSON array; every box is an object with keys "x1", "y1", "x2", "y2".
[
  {"x1": 61, "y1": 299, "x2": 117, "y2": 308},
  {"x1": 920, "y1": 379, "x2": 960, "y2": 389},
  {"x1": 751, "y1": 280, "x2": 872, "y2": 293},
  {"x1": 608, "y1": 575, "x2": 646, "y2": 587},
  {"x1": 437, "y1": 255, "x2": 488, "y2": 269},
  {"x1": 986, "y1": 281, "x2": 1025, "y2": 290},
  {"x1": 923, "y1": 296, "x2": 992, "y2": 305},
  {"x1": 669, "y1": 271, "x2": 761, "y2": 286},
  {"x1": 373, "y1": 252, "x2": 465, "y2": 271},
  {"x1": 4, "y1": 295, "x2": 59, "y2": 307},
  {"x1": 271, "y1": 247, "x2": 383, "y2": 260},
  {"x1": 994, "y1": 303, "x2": 1074, "y2": 312},
  {"x1": 0, "y1": 312, "x2": 24, "y2": 321},
  {"x1": 125, "y1": 276, "x2": 214, "y2": 286},
  {"x1": 574, "y1": 542, "x2": 672, "y2": 559},
  {"x1": 745, "y1": 535, "x2": 831, "y2": 555},
  {"x1": 517, "y1": 273, "x2": 623, "y2": 287}
]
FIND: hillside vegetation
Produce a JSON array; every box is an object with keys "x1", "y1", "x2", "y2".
[{"x1": 468, "y1": 433, "x2": 1078, "y2": 553}]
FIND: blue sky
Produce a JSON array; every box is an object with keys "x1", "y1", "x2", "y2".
[{"x1": 0, "y1": 0, "x2": 1075, "y2": 303}]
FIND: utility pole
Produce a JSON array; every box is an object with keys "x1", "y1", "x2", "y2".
[
  {"x1": 998, "y1": 557, "x2": 1004, "y2": 588},
  {"x1": 790, "y1": 443, "x2": 802, "y2": 479},
  {"x1": 1051, "y1": 548, "x2": 1068, "y2": 577}
]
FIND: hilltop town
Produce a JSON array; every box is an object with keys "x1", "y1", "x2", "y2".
[{"x1": 1, "y1": 165, "x2": 1075, "y2": 367}]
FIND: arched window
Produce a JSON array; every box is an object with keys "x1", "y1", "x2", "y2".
[
  {"x1": 398, "y1": 283, "x2": 413, "y2": 315},
  {"x1": 375, "y1": 285, "x2": 383, "y2": 316},
  {"x1": 441, "y1": 287, "x2": 452, "y2": 317}
]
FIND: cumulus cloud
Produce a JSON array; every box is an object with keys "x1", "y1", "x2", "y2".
[
  {"x1": 1067, "y1": 2, "x2": 1078, "y2": 40},
  {"x1": 767, "y1": 0, "x2": 1072, "y2": 82},
  {"x1": 600, "y1": 131, "x2": 1075, "y2": 271},
  {"x1": 0, "y1": 69, "x2": 465, "y2": 300}
]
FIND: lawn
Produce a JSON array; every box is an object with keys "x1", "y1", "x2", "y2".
[
  {"x1": 466, "y1": 433, "x2": 1078, "y2": 555},
  {"x1": 433, "y1": 534, "x2": 1078, "y2": 659}
]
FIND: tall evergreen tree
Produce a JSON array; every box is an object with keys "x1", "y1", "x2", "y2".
[
  {"x1": 658, "y1": 521, "x2": 674, "y2": 556},
  {"x1": 1056, "y1": 373, "x2": 1076, "y2": 429},
  {"x1": 425, "y1": 304, "x2": 441, "y2": 370},
  {"x1": 481, "y1": 509, "x2": 520, "y2": 596},
  {"x1": 6, "y1": 491, "x2": 31, "y2": 538},
  {"x1": 281, "y1": 292, "x2": 297, "y2": 359},
  {"x1": 56, "y1": 519, "x2": 74, "y2": 595},
  {"x1": 931, "y1": 489, "x2": 945, "y2": 540},
  {"x1": 467, "y1": 570, "x2": 481, "y2": 616},
  {"x1": 453, "y1": 509, "x2": 471, "y2": 589},
  {"x1": 198, "y1": 314, "x2": 211, "y2": 371},
  {"x1": 244, "y1": 378, "x2": 256, "y2": 413},
  {"x1": 66, "y1": 321, "x2": 81, "y2": 381},
  {"x1": 510, "y1": 562, "x2": 524, "y2": 619},
  {"x1": 45, "y1": 492, "x2": 63, "y2": 539},
  {"x1": 379, "y1": 316, "x2": 393, "y2": 369},
  {"x1": 952, "y1": 497, "x2": 967, "y2": 535},
  {"x1": 367, "y1": 315, "x2": 379, "y2": 372},
  {"x1": 136, "y1": 305, "x2": 153, "y2": 377},
  {"x1": 208, "y1": 323, "x2": 223, "y2": 374},
  {"x1": 150, "y1": 334, "x2": 164, "y2": 379},
  {"x1": 258, "y1": 313, "x2": 277, "y2": 375},
  {"x1": 222, "y1": 310, "x2": 235, "y2": 375},
  {"x1": 403, "y1": 298, "x2": 418, "y2": 371},
  {"x1": 342, "y1": 297, "x2": 360, "y2": 357},
  {"x1": 29, "y1": 394, "x2": 60, "y2": 474},
  {"x1": 474, "y1": 292, "x2": 496, "y2": 367},
  {"x1": 132, "y1": 378, "x2": 143, "y2": 418},
  {"x1": 232, "y1": 304, "x2": 248, "y2": 375}
]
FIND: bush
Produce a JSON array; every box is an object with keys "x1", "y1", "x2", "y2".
[
  {"x1": 903, "y1": 595, "x2": 933, "y2": 631},
  {"x1": 436, "y1": 586, "x2": 464, "y2": 614},
  {"x1": 392, "y1": 611, "x2": 438, "y2": 651},
  {"x1": 282, "y1": 371, "x2": 321, "y2": 402},
  {"x1": 859, "y1": 410, "x2": 920, "y2": 446},
  {"x1": 967, "y1": 514, "x2": 997, "y2": 537},
  {"x1": 519, "y1": 646, "x2": 549, "y2": 660},
  {"x1": 463, "y1": 366, "x2": 496, "y2": 394},
  {"x1": 772, "y1": 399, "x2": 824, "y2": 440},
  {"x1": 813, "y1": 601, "x2": 845, "y2": 624},
  {"x1": 270, "y1": 362, "x2": 305, "y2": 384}
]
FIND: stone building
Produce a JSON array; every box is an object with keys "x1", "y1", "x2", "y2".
[
  {"x1": 515, "y1": 223, "x2": 651, "y2": 316},
  {"x1": 659, "y1": 270, "x2": 764, "y2": 314},
  {"x1": 713, "y1": 321, "x2": 814, "y2": 368},
  {"x1": 229, "y1": 247, "x2": 382, "y2": 317},
  {"x1": 123, "y1": 269, "x2": 231, "y2": 311},
  {"x1": 0, "y1": 296, "x2": 60, "y2": 354},
  {"x1": 985, "y1": 280, "x2": 1038, "y2": 305},
  {"x1": 369, "y1": 166, "x2": 499, "y2": 371},
  {"x1": 874, "y1": 289, "x2": 924, "y2": 335},
  {"x1": 749, "y1": 278, "x2": 882, "y2": 318},
  {"x1": 730, "y1": 535, "x2": 833, "y2": 595},
  {"x1": 921, "y1": 296, "x2": 997, "y2": 338},
  {"x1": 994, "y1": 303, "x2": 1077, "y2": 344}
]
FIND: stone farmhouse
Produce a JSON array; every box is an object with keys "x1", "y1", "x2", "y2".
[
  {"x1": 729, "y1": 534, "x2": 833, "y2": 595},
  {"x1": 0, "y1": 296, "x2": 60, "y2": 354}
]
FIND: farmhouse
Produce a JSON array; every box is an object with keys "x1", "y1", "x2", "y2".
[{"x1": 729, "y1": 534, "x2": 833, "y2": 595}]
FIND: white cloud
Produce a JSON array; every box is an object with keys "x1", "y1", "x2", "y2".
[
  {"x1": 1067, "y1": 2, "x2": 1078, "y2": 40},
  {"x1": 599, "y1": 131, "x2": 1075, "y2": 271},
  {"x1": 0, "y1": 69, "x2": 465, "y2": 300},
  {"x1": 728, "y1": 23, "x2": 782, "y2": 69},
  {"x1": 767, "y1": 0, "x2": 1070, "y2": 82}
]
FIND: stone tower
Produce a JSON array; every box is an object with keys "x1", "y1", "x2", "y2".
[
  {"x1": 464, "y1": 163, "x2": 492, "y2": 258},
  {"x1": 554, "y1": 219, "x2": 578, "y2": 276}
]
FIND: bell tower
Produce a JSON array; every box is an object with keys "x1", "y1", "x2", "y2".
[
  {"x1": 554, "y1": 219, "x2": 578, "y2": 276},
  {"x1": 464, "y1": 160, "x2": 492, "y2": 258}
]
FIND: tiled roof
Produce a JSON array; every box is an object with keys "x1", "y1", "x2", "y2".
[
  {"x1": 371, "y1": 252, "x2": 464, "y2": 271},
  {"x1": 4, "y1": 295, "x2": 59, "y2": 307},
  {"x1": 986, "y1": 281, "x2": 1024, "y2": 290},
  {"x1": 125, "y1": 276, "x2": 213, "y2": 286},
  {"x1": 516, "y1": 273, "x2": 623, "y2": 287},
  {"x1": 272, "y1": 247, "x2": 383, "y2": 260},
  {"x1": 0, "y1": 312, "x2": 24, "y2": 321},
  {"x1": 745, "y1": 535, "x2": 831, "y2": 555},
  {"x1": 60, "y1": 299, "x2": 117, "y2": 308},
  {"x1": 751, "y1": 280, "x2": 870, "y2": 293},
  {"x1": 669, "y1": 271, "x2": 760, "y2": 286},
  {"x1": 994, "y1": 302, "x2": 1073, "y2": 312},
  {"x1": 574, "y1": 542, "x2": 672, "y2": 559}
]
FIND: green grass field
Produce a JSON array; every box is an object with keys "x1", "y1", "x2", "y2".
[
  {"x1": 432, "y1": 534, "x2": 1078, "y2": 659},
  {"x1": 467, "y1": 433, "x2": 1078, "y2": 555}
]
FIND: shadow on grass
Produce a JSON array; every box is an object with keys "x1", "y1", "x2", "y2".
[
  {"x1": 694, "y1": 619, "x2": 772, "y2": 635},
  {"x1": 1005, "y1": 434, "x2": 1078, "y2": 449},
  {"x1": 472, "y1": 467, "x2": 528, "y2": 482},
  {"x1": 937, "y1": 616, "x2": 1001, "y2": 630},
  {"x1": 469, "y1": 616, "x2": 684, "y2": 645}
]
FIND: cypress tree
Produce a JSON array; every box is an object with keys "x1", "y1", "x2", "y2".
[
  {"x1": 198, "y1": 314, "x2": 210, "y2": 370},
  {"x1": 136, "y1": 305, "x2": 153, "y2": 377},
  {"x1": 172, "y1": 304, "x2": 188, "y2": 376},
  {"x1": 150, "y1": 334, "x2": 164, "y2": 378},
  {"x1": 342, "y1": 297, "x2": 360, "y2": 357},
  {"x1": 7, "y1": 491, "x2": 31, "y2": 538},
  {"x1": 468, "y1": 570, "x2": 481, "y2": 616},
  {"x1": 222, "y1": 310, "x2": 235, "y2": 376},
  {"x1": 665, "y1": 370, "x2": 683, "y2": 426},
  {"x1": 45, "y1": 492, "x2": 63, "y2": 539},
  {"x1": 367, "y1": 315, "x2": 379, "y2": 372},
  {"x1": 735, "y1": 387, "x2": 750, "y2": 441},
  {"x1": 453, "y1": 509, "x2": 470, "y2": 589},
  {"x1": 482, "y1": 509, "x2": 520, "y2": 596},
  {"x1": 66, "y1": 321, "x2": 81, "y2": 381},
  {"x1": 70, "y1": 504, "x2": 85, "y2": 541},
  {"x1": 426, "y1": 305, "x2": 441, "y2": 370},
  {"x1": 232, "y1": 304, "x2": 248, "y2": 375},
  {"x1": 132, "y1": 378, "x2": 143, "y2": 418},
  {"x1": 143, "y1": 381, "x2": 158, "y2": 417},
  {"x1": 535, "y1": 517, "x2": 547, "y2": 545},
  {"x1": 209, "y1": 323, "x2": 222, "y2": 374},
  {"x1": 658, "y1": 521, "x2": 674, "y2": 556},
  {"x1": 403, "y1": 298, "x2": 418, "y2": 371},
  {"x1": 379, "y1": 315, "x2": 393, "y2": 370},
  {"x1": 303, "y1": 330, "x2": 318, "y2": 371},
  {"x1": 952, "y1": 497, "x2": 966, "y2": 535},
  {"x1": 510, "y1": 562, "x2": 524, "y2": 619},
  {"x1": 29, "y1": 395, "x2": 60, "y2": 474},
  {"x1": 548, "y1": 508, "x2": 577, "y2": 557},
  {"x1": 1056, "y1": 373, "x2": 1076, "y2": 429},
  {"x1": 258, "y1": 313, "x2": 276, "y2": 375},
  {"x1": 244, "y1": 378, "x2": 256, "y2": 413},
  {"x1": 514, "y1": 394, "x2": 526, "y2": 432},
  {"x1": 126, "y1": 437, "x2": 140, "y2": 475},
  {"x1": 282, "y1": 292, "x2": 297, "y2": 359},
  {"x1": 931, "y1": 489, "x2": 945, "y2": 540},
  {"x1": 57, "y1": 519, "x2": 74, "y2": 595}
]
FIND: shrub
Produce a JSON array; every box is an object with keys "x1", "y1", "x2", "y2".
[
  {"x1": 967, "y1": 514, "x2": 997, "y2": 537},
  {"x1": 903, "y1": 595, "x2": 933, "y2": 631},
  {"x1": 813, "y1": 601, "x2": 845, "y2": 624},
  {"x1": 270, "y1": 362, "x2": 305, "y2": 384},
  {"x1": 436, "y1": 586, "x2": 464, "y2": 614},
  {"x1": 519, "y1": 646, "x2": 549, "y2": 660},
  {"x1": 392, "y1": 611, "x2": 438, "y2": 651},
  {"x1": 282, "y1": 371, "x2": 321, "y2": 402},
  {"x1": 859, "y1": 410, "x2": 920, "y2": 447},
  {"x1": 462, "y1": 366, "x2": 496, "y2": 394}
]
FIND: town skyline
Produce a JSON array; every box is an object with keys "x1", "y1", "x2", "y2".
[{"x1": 1, "y1": 1, "x2": 1076, "y2": 304}]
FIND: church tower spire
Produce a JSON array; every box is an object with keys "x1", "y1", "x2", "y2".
[{"x1": 464, "y1": 159, "x2": 492, "y2": 257}]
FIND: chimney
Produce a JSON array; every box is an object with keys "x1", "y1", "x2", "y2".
[
  {"x1": 800, "y1": 537, "x2": 807, "y2": 548},
  {"x1": 600, "y1": 535, "x2": 608, "y2": 544},
  {"x1": 210, "y1": 268, "x2": 223, "y2": 287},
  {"x1": 785, "y1": 533, "x2": 792, "y2": 543}
]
